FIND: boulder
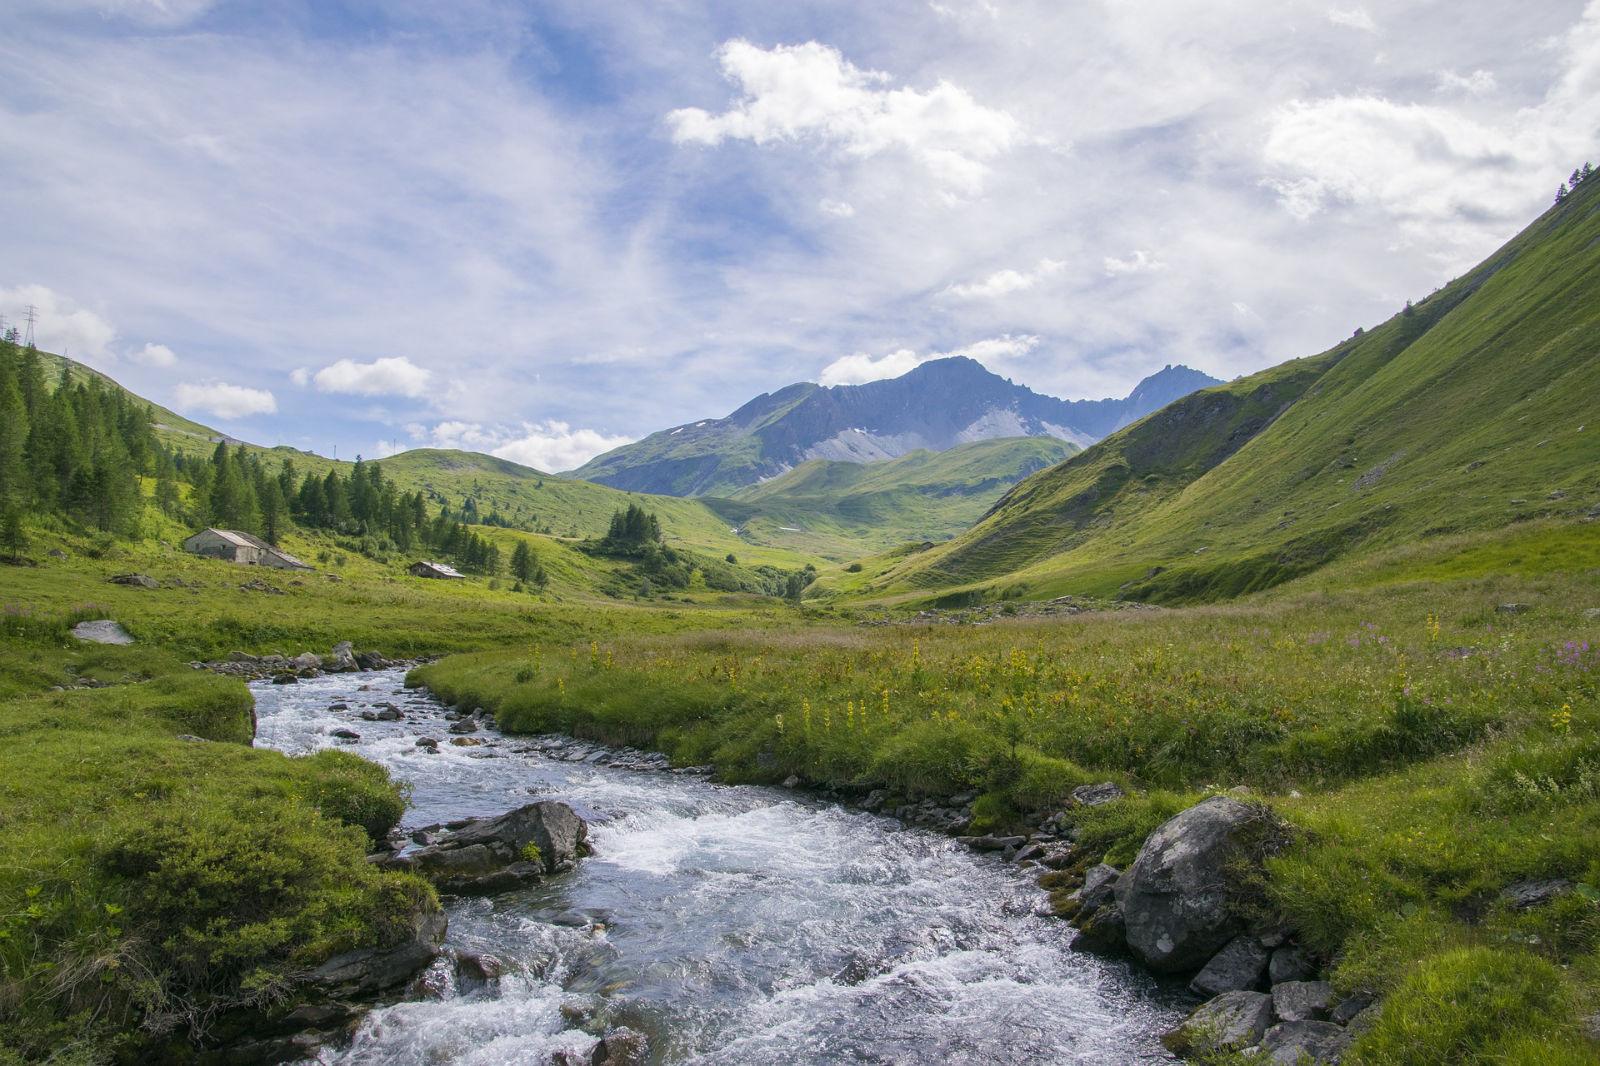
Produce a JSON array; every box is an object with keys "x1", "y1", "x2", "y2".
[
  {"x1": 959, "y1": 834, "x2": 1026, "y2": 852},
  {"x1": 1073, "y1": 863, "x2": 1121, "y2": 919},
  {"x1": 108, "y1": 573, "x2": 160, "y2": 589},
  {"x1": 1329, "y1": 992, "x2": 1375, "y2": 1027},
  {"x1": 362, "y1": 703, "x2": 404, "y2": 722},
  {"x1": 1115, "y1": 795, "x2": 1283, "y2": 972},
  {"x1": 1269, "y1": 944, "x2": 1315, "y2": 984},
  {"x1": 1258, "y1": 1020, "x2": 1351, "y2": 1064},
  {"x1": 1500, "y1": 878, "x2": 1574, "y2": 910},
  {"x1": 1273, "y1": 980, "x2": 1335, "y2": 1022},
  {"x1": 70, "y1": 619, "x2": 135, "y2": 645},
  {"x1": 307, "y1": 907, "x2": 447, "y2": 997},
  {"x1": 1162, "y1": 990, "x2": 1275, "y2": 1056},
  {"x1": 382, "y1": 801, "x2": 588, "y2": 895},
  {"x1": 1071, "y1": 781, "x2": 1126, "y2": 807},
  {"x1": 1191, "y1": 935, "x2": 1270, "y2": 997},
  {"x1": 326, "y1": 641, "x2": 359, "y2": 672},
  {"x1": 449, "y1": 719, "x2": 480, "y2": 735},
  {"x1": 590, "y1": 1028, "x2": 649, "y2": 1066},
  {"x1": 330, "y1": 728, "x2": 361, "y2": 741},
  {"x1": 1069, "y1": 902, "x2": 1126, "y2": 956},
  {"x1": 1584, "y1": 608, "x2": 1600, "y2": 621},
  {"x1": 1495, "y1": 603, "x2": 1530, "y2": 615}
]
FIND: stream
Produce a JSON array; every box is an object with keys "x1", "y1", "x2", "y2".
[{"x1": 252, "y1": 668, "x2": 1184, "y2": 1065}]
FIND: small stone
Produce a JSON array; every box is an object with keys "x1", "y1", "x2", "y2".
[
  {"x1": 591, "y1": 1028, "x2": 648, "y2": 1066},
  {"x1": 959, "y1": 834, "x2": 1026, "y2": 852},
  {"x1": 1073, "y1": 863, "x2": 1121, "y2": 919},
  {"x1": 1585, "y1": 608, "x2": 1600, "y2": 621},
  {"x1": 1496, "y1": 603, "x2": 1530, "y2": 615},
  {"x1": 1273, "y1": 979, "x2": 1335, "y2": 1022},
  {"x1": 1071, "y1": 781, "x2": 1126, "y2": 807},
  {"x1": 450, "y1": 736, "x2": 484, "y2": 747},
  {"x1": 70, "y1": 620, "x2": 135, "y2": 645},
  {"x1": 1500, "y1": 878, "x2": 1574, "y2": 910},
  {"x1": 1330, "y1": 992, "x2": 1375, "y2": 1026},
  {"x1": 1162, "y1": 990, "x2": 1274, "y2": 1055},
  {"x1": 449, "y1": 719, "x2": 480, "y2": 735},
  {"x1": 330, "y1": 728, "x2": 361, "y2": 741},
  {"x1": 1191, "y1": 935, "x2": 1271, "y2": 997},
  {"x1": 1258, "y1": 1020, "x2": 1352, "y2": 1064},
  {"x1": 782, "y1": 774, "x2": 802, "y2": 788},
  {"x1": 108, "y1": 573, "x2": 160, "y2": 589},
  {"x1": 415, "y1": 737, "x2": 439, "y2": 748}
]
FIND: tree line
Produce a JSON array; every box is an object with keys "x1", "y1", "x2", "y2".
[{"x1": 0, "y1": 337, "x2": 536, "y2": 579}]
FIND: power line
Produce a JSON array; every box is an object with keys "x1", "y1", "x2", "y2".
[{"x1": 23, "y1": 304, "x2": 38, "y2": 349}]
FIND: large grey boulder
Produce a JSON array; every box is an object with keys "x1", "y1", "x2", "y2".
[
  {"x1": 307, "y1": 907, "x2": 446, "y2": 997},
  {"x1": 1115, "y1": 795, "x2": 1282, "y2": 972},
  {"x1": 1191, "y1": 935, "x2": 1270, "y2": 997},
  {"x1": 71, "y1": 619, "x2": 135, "y2": 645},
  {"x1": 383, "y1": 801, "x2": 588, "y2": 895},
  {"x1": 1258, "y1": 1020, "x2": 1351, "y2": 1064},
  {"x1": 1162, "y1": 990, "x2": 1274, "y2": 1056}
]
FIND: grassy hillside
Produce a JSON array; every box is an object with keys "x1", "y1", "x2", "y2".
[
  {"x1": 699, "y1": 437, "x2": 1077, "y2": 559},
  {"x1": 869, "y1": 171, "x2": 1600, "y2": 606}
]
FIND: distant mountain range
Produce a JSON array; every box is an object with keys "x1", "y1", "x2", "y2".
[{"x1": 572, "y1": 357, "x2": 1221, "y2": 496}]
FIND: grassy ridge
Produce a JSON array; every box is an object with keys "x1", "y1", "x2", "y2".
[
  {"x1": 872, "y1": 175, "x2": 1600, "y2": 606},
  {"x1": 0, "y1": 609, "x2": 434, "y2": 1061},
  {"x1": 414, "y1": 525, "x2": 1600, "y2": 1062},
  {"x1": 705, "y1": 437, "x2": 1078, "y2": 559}
]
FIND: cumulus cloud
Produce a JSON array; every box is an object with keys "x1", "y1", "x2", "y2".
[
  {"x1": 174, "y1": 380, "x2": 276, "y2": 419},
  {"x1": 667, "y1": 39, "x2": 1024, "y2": 194},
  {"x1": 411, "y1": 419, "x2": 632, "y2": 472},
  {"x1": 1103, "y1": 250, "x2": 1167, "y2": 276},
  {"x1": 818, "y1": 334, "x2": 1039, "y2": 386},
  {"x1": 311, "y1": 356, "x2": 432, "y2": 398},
  {"x1": 1326, "y1": 7, "x2": 1377, "y2": 32},
  {"x1": 289, "y1": 367, "x2": 310, "y2": 386},
  {"x1": 1435, "y1": 69, "x2": 1497, "y2": 96},
  {"x1": 0, "y1": 284, "x2": 117, "y2": 365},
  {"x1": 945, "y1": 258, "x2": 1064, "y2": 298},
  {"x1": 131, "y1": 342, "x2": 176, "y2": 367}
]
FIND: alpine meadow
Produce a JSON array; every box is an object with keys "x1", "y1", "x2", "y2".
[{"x1": 2, "y1": 4, "x2": 1599, "y2": 1066}]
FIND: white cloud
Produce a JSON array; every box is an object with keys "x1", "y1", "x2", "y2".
[
  {"x1": 410, "y1": 419, "x2": 632, "y2": 472},
  {"x1": 289, "y1": 366, "x2": 310, "y2": 386},
  {"x1": 311, "y1": 356, "x2": 432, "y2": 398},
  {"x1": 1435, "y1": 69, "x2": 1497, "y2": 96},
  {"x1": 0, "y1": 284, "x2": 117, "y2": 365},
  {"x1": 174, "y1": 380, "x2": 276, "y2": 419},
  {"x1": 818, "y1": 198, "x2": 855, "y2": 218},
  {"x1": 818, "y1": 333, "x2": 1039, "y2": 386},
  {"x1": 1103, "y1": 250, "x2": 1166, "y2": 276},
  {"x1": 1326, "y1": 7, "x2": 1377, "y2": 32},
  {"x1": 945, "y1": 258, "x2": 1064, "y2": 298},
  {"x1": 131, "y1": 341, "x2": 176, "y2": 367},
  {"x1": 818, "y1": 347, "x2": 924, "y2": 386},
  {"x1": 667, "y1": 39, "x2": 1024, "y2": 194}
]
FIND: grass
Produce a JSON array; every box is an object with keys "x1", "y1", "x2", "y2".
[
  {"x1": 865, "y1": 172, "x2": 1600, "y2": 607},
  {"x1": 0, "y1": 609, "x2": 435, "y2": 1062},
  {"x1": 415, "y1": 547, "x2": 1600, "y2": 1062}
]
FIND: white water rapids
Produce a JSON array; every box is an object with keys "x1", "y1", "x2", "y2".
[{"x1": 252, "y1": 668, "x2": 1184, "y2": 1065}]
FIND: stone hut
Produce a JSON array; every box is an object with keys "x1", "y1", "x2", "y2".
[
  {"x1": 183, "y1": 528, "x2": 311, "y2": 570},
  {"x1": 409, "y1": 560, "x2": 465, "y2": 580}
]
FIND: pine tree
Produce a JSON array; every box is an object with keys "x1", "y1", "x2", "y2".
[{"x1": 0, "y1": 365, "x2": 31, "y2": 512}]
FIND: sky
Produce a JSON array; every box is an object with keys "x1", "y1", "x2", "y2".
[{"x1": 1, "y1": 0, "x2": 1596, "y2": 471}]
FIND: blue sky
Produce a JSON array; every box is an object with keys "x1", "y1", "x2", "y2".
[{"x1": 2, "y1": 0, "x2": 1596, "y2": 470}]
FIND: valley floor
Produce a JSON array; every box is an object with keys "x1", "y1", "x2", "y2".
[{"x1": 2, "y1": 520, "x2": 1597, "y2": 1063}]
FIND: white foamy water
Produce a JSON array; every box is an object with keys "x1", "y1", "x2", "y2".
[{"x1": 252, "y1": 669, "x2": 1183, "y2": 1064}]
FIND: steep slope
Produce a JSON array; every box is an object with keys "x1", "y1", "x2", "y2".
[
  {"x1": 699, "y1": 437, "x2": 1077, "y2": 558},
  {"x1": 572, "y1": 358, "x2": 1219, "y2": 496},
  {"x1": 873, "y1": 173, "x2": 1600, "y2": 604}
]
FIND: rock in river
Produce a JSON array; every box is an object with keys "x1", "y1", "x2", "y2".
[{"x1": 381, "y1": 801, "x2": 589, "y2": 895}]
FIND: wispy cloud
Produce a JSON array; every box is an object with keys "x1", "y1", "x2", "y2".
[{"x1": 175, "y1": 380, "x2": 276, "y2": 419}]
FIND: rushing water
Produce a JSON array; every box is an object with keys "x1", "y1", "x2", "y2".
[{"x1": 252, "y1": 668, "x2": 1184, "y2": 1065}]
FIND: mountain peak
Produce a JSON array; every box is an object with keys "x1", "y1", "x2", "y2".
[{"x1": 574, "y1": 357, "x2": 1221, "y2": 495}]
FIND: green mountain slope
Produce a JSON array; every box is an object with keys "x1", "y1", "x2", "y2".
[
  {"x1": 871, "y1": 174, "x2": 1600, "y2": 605},
  {"x1": 700, "y1": 437, "x2": 1077, "y2": 558}
]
